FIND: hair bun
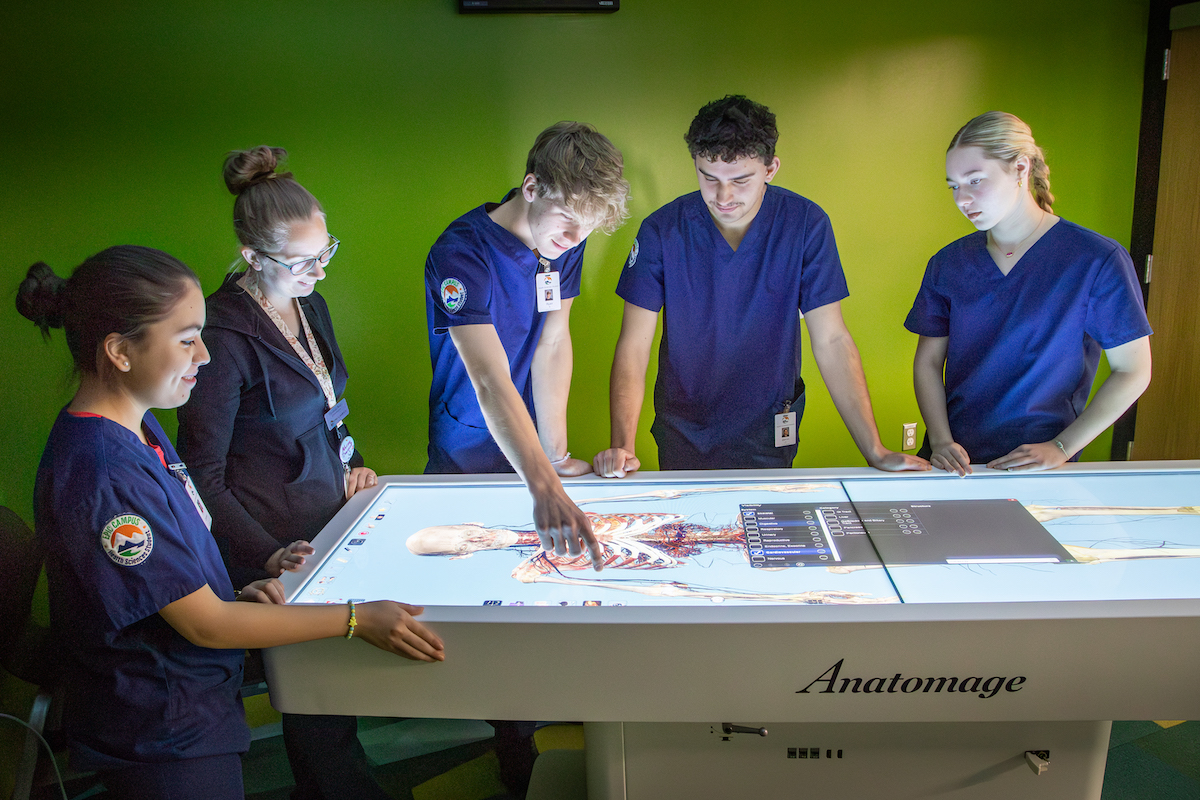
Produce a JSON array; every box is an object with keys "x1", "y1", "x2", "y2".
[
  {"x1": 223, "y1": 145, "x2": 292, "y2": 194},
  {"x1": 16, "y1": 262, "x2": 67, "y2": 336}
]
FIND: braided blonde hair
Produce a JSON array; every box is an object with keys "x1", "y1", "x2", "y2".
[{"x1": 949, "y1": 112, "x2": 1054, "y2": 213}]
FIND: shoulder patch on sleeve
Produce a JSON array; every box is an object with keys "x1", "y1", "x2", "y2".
[
  {"x1": 101, "y1": 514, "x2": 154, "y2": 566},
  {"x1": 440, "y1": 278, "x2": 466, "y2": 313},
  {"x1": 625, "y1": 238, "x2": 639, "y2": 269}
]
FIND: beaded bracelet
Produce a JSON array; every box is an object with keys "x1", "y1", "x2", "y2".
[
  {"x1": 1053, "y1": 440, "x2": 1068, "y2": 457},
  {"x1": 345, "y1": 600, "x2": 357, "y2": 640}
]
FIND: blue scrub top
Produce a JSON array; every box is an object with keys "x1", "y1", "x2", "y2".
[
  {"x1": 425, "y1": 195, "x2": 584, "y2": 473},
  {"x1": 35, "y1": 409, "x2": 248, "y2": 770},
  {"x1": 905, "y1": 219, "x2": 1152, "y2": 463},
  {"x1": 616, "y1": 186, "x2": 849, "y2": 468}
]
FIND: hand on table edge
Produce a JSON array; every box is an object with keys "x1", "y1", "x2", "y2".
[
  {"x1": 592, "y1": 447, "x2": 641, "y2": 478},
  {"x1": 346, "y1": 466, "x2": 379, "y2": 499},
  {"x1": 986, "y1": 440, "x2": 1069, "y2": 472},
  {"x1": 551, "y1": 456, "x2": 593, "y2": 477},
  {"x1": 928, "y1": 441, "x2": 973, "y2": 477},
  {"x1": 866, "y1": 448, "x2": 931, "y2": 472},
  {"x1": 355, "y1": 601, "x2": 445, "y2": 662}
]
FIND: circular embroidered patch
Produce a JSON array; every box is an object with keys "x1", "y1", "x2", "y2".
[
  {"x1": 440, "y1": 278, "x2": 466, "y2": 313},
  {"x1": 101, "y1": 514, "x2": 153, "y2": 566},
  {"x1": 626, "y1": 238, "x2": 640, "y2": 269}
]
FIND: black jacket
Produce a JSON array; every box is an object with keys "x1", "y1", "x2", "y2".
[{"x1": 177, "y1": 273, "x2": 362, "y2": 580}]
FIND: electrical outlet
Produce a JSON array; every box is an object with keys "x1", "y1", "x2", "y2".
[{"x1": 902, "y1": 423, "x2": 917, "y2": 451}]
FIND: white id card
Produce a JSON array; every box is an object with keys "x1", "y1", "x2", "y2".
[
  {"x1": 774, "y1": 411, "x2": 797, "y2": 447},
  {"x1": 536, "y1": 271, "x2": 562, "y2": 312},
  {"x1": 169, "y1": 463, "x2": 213, "y2": 530}
]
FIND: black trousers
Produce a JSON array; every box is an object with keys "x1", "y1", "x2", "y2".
[{"x1": 282, "y1": 713, "x2": 391, "y2": 800}]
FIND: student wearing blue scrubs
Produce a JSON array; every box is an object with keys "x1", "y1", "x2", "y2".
[
  {"x1": 906, "y1": 111, "x2": 1152, "y2": 476},
  {"x1": 594, "y1": 96, "x2": 928, "y2": 476},
  {"x1": 425, "y1": 122, "x2": 630, "y2": 568},
  {"x1": 176, "y1": 146, "x2": 391, "y2": 800},
  {"x1": 425, "y1": 122, "x2": 629, "y2": 793},
  {"x1": 18, "y1": 246, "x2": 444, "y2": 800}
]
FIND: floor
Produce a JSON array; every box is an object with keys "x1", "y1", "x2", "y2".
[
  {"x1": 27, "y1": 718, "x2": 1200, "y2": 799},
  {"x1": 240, "y1": 717, "x2": 518, "y2": 800},
  {"x1": 1101, "y1": 720, "x2": 1200, "y2": 799}
]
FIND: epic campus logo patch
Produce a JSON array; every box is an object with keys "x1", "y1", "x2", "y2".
[
  {"x1": 440, "y1": 278, "x2": 466, "y2": 313},
  {"x1": 100, "y1": 514, "x2": 154, "y2": 566},
  {"x1": 625, "y1": 238, "x2": 639, "y2": 269}
]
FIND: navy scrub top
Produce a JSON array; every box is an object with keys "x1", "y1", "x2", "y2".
[{"x1": 35, "y1": 409, "x2": 248, "y2": 770}]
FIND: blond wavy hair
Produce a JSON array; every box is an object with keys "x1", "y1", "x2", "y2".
[{"x1": 525, "y1": 121, "x2": 630, "y2": 234}]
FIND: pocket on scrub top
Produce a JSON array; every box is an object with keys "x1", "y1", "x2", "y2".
[
  {"x1": 166, "y1": 660, "x2": 243, "y2": 724},
  {"x1": 438, "y1": 398, "x2": 491, "y2": 431}
]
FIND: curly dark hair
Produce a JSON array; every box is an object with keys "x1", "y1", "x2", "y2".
[{"x1": 685, "y1": 95, "x2": 778, "y2": 164}]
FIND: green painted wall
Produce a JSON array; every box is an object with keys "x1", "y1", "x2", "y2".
[{"x1": 0, "y1": 0, "x2": 1149, "y2": 783}]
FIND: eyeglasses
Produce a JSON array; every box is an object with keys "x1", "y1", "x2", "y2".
[{"x1": 257, "y1": 235, "x2": 340, "y2": 276}]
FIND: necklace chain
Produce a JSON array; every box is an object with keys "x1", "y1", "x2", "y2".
[{"x1": 991, "y1": 210, "x2": 1047, "y2": 258}]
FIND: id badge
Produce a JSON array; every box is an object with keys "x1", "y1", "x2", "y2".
[
  {"x1": 169, "y1": 463, "x2": 213, "y2": 530},
  {"x1": 324, "y1": 397, "x2": 349, "y2": 431},
  {"x1": 536, "y1": 271, "x2": 561, "y2": 312},
  {"x1": 774, "y1": 412, "x2": 797, "y2": 447}
]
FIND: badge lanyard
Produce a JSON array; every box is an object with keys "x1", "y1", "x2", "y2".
[
  {"x1": 168, "y1": 462, "x2": 213, "y2": 530},
  {"x1": 535, "y1": 254, "x2": 561, "y2": 312},
  {"x1": 245, "y1": 279, "x2": 355, "y2": 487}
]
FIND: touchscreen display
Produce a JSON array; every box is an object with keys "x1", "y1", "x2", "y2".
[
  {"x1": 289, "y1": 480, "x2": 899, "y2": 607},
  {"x1": 287, "y1": 471, "x2": 1200, "y2": 607}
]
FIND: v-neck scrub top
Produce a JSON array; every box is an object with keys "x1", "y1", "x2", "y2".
[
  {"x1": 616, "y1": 186, "x2": 849, "y2": 469},
  {"x1": 35, "y1": 410, "x2": 248, "y2": 770},
  {"x1": 425, "y1": 196, "x2": 584, "y2": 474},
  {"x1": 904, "y1": 219, "x2": 1152, "y2": 463}
]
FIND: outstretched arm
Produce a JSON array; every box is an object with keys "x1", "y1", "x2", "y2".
[
  {"x1": 989, "y1": 336, "x2": 1151, "y2": 471},
  {"x1": 159, "y1": 583, "x2": 445, "y2": 661},
  {"x1": 449, "y1": 323, "x2": 602, "y2": 569},
  {"x1": 594, "y1": 302, "x2": 658, "y2": 478},
  {"x1": 913, "y1": 334, "x2": 971, "y2": 476},
  {"x1": 805, "y1": 302, "x2": 930, "y2": 472}
]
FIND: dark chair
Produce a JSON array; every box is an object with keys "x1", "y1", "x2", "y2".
[{"x1": 0, "y1": 505, "x2": 58, "y2": 800}]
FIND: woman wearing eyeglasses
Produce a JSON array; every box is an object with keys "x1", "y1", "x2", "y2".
[{"x1": 176, "y1": 146, "x2": 387, "y2": 800}]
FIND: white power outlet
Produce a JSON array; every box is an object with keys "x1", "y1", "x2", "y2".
[{"x1": 902, "y1": 422, "x2": 918, "y2": 451}]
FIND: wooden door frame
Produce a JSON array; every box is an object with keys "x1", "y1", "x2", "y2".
[{"x1": 1111, "y1": 0, "x2": 1197, "y2": 459}]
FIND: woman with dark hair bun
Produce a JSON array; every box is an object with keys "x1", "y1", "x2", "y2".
[
  {"x1": 21, "y1": 246, "x2": 443, "y2": 800},
  {"x1": 906, "y1": 111, "x2": 1153, "y2": 475},
  {"x1": 178, "y1": 145, "x2": 374, "y2": 585},
  {"x1": 176, "y1": 146, "x2": 390, "y2": 800}
]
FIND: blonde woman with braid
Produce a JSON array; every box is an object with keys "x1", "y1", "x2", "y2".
[{"x1": 906, "y1": 111, "x2": 1152, "y2": 476}]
